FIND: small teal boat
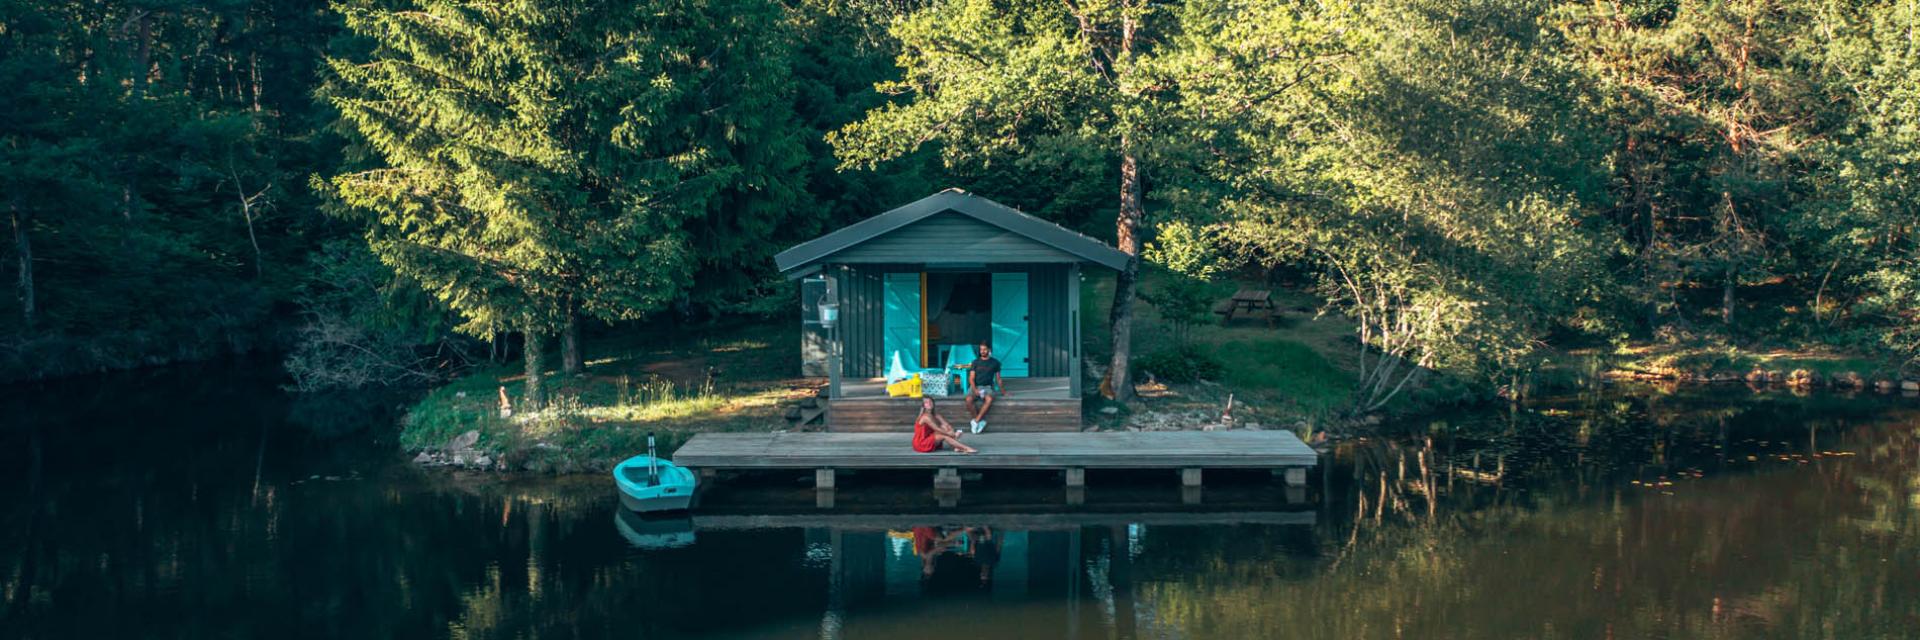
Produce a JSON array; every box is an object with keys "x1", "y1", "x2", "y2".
[{"x1": 614, "y1": 433, "x2": 696, "y2": 513}]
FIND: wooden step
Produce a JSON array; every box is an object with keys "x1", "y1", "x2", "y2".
[{"x1": 828, "y1": 397, "x2": 1082, "y2": 432}]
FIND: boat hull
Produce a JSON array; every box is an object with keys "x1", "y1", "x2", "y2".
[{"x1": 619, "y1": 490, "x2": 694, "y2": 513}]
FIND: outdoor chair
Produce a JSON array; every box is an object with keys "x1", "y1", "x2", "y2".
[{"x1": 945, "y1": 345, "x2": 975, "y2": 395}]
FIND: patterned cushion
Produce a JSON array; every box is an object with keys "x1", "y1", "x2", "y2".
[{"x1": 920, "y1": 371, "x2": 951, "y2": 397}]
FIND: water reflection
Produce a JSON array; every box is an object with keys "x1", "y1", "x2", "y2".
[
  {"x1": 615, "y1": 511, "x2": 695, "y2": 550},
  {"x1": 1, "y1": 369, "x2": 1916, "y2": 639}
]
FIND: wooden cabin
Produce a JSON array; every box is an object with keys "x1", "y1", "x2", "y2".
[{"x1": 778, "y1": 189, "x2": 1130, "y2": 432}]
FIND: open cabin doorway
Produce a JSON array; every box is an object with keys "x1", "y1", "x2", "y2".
[
  {"x1": 881, "y1": 270, "x2": 1031, "y2": 377},
  {"x1": 926, "y1": 272, "x2": 990, "y2": 368}
]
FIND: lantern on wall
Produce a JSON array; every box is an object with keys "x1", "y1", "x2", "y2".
[{"x1": 817, "y1": 294, "x2": 839, "y2": 330}]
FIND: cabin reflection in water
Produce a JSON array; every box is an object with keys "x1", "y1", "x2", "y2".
[{"x1": 804, "y1": 521, "x2": 1246, "y2": 639}]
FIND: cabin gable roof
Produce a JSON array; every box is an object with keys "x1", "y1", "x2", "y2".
[{"x1": 774, "y1": 189, "x2": 1131, "y2": 274}]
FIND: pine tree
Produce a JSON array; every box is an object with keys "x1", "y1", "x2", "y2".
[{"x1": 323, "y1": 0, "x2": 809, "y2": 406}]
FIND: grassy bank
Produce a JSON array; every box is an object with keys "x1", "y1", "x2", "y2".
[
  {"x1": 1566, "y1": 339, "x2": 1900, "y2": 386},
  {"x1": 402, "y1": 320, "x2": 818, "y2": 472},
  {"x1": 1078, "y1": 271, "x2": 1360, "y2": 430}
]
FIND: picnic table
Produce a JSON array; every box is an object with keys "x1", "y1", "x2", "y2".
[{"x1": 1213, "y1": 288, "x2": 1277, "y2": 326}]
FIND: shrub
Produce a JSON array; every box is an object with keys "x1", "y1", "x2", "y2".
[
  {"x1": 1137, "y1": 271, "x2": 1217, "y2": 346},
  {"x1": 1133, "y1": 345, "x2": 1225, "y2": 383},
  {"x1": 1142, "y1": 221, "x2": 1228, "y2": 346}
]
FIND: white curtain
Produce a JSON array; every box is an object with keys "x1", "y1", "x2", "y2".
[{"x1": 925, "y1": 273, "x2": 957, "y2": 326}]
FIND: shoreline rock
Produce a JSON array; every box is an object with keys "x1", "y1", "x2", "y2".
[{"x1": 411, "y1": 429, "x2": 505, "y2": 471}]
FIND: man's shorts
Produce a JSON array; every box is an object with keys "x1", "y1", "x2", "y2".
[{"x1": 971, "y1": 385, "x2": 996, "y2": 398}]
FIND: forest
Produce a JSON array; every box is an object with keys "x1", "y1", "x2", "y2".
[{"x1": 3, "y1": 0, "x2": 1916, "y2": 408}]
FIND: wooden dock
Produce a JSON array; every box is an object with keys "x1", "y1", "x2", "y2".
[{"x1": 672, "y1": 430, "x2": 1318, "y2": 495}]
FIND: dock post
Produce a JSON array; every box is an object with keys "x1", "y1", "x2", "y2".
[
  {"x1": 815, "y1": 468, "x2": 836, "y2": 490},
  {"x1": 1180, "y1": 467, "x2": 1203, "y2": 487},
  {"x1": 816, "y1": 489, "x2": 836, "y2": 509},
  {"x1": 1283, "y1": 467, "x2": 1307, "y2": 487},
  {"x1": 934, "y1": 467, "x2": 962, "y2": 490},
  {"x1": 1064, "y1": 467, "x2": 1087, "y2": 505},
  {"x1": 933, "y1": 468, "x2": 962, "y2": 507},
  {"x1": 695, "y1": 463, "x2": 718, "y2": 499}
]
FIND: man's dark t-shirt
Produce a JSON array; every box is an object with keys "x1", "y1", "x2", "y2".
[{"x1": 971, "y1": 356, "x2": 1002, "y2": 387}]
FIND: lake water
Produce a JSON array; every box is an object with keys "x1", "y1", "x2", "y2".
[{"x1": 3, "y1": 363, "x2": 1917, "y2": 639}]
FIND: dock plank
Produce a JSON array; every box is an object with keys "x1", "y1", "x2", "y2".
[{"x1": 672, "y1": 430, "x2": 1318, "y2": 470}]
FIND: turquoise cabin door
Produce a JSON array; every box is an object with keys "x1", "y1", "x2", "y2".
[
  {"x1": 991, "y1": 272, "x2": 1030, "y2": 377},
  {"x1": 882, "y1": 272, "x2": 922, "y2": 370}
]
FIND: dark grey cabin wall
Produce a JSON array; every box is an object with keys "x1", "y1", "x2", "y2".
[
  {"x1": 829, "y1": 212, "x2": 1082, "y2": 264},
  {"x1": 832, "y1": 263, "x2": 1074, "y2": 380},
  {"x1": 836, "y1": 265, "x2": 887, "y2": 378},
  {"x1": 1023, "y1": 264, "x2": 1072, "y2": 378}
]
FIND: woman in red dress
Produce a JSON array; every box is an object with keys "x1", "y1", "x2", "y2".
[{"x1": 913, "y1": 398, "x2": 977, "y2": 454}]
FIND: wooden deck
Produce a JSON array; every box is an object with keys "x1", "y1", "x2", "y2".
[
  {"x1": 830, "y1": 376, "x2": 1079, "y2": 432},
  {"x1": 673, "y1": 430, "x2": 1318, "y2": 494},
  {"x1": 837, "y1": 376, "x2": 1074, "y2": 399}
]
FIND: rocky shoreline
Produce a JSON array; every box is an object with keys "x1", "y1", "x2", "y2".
[{"x1": 411, "y1": 429, "x2": 511, "y2": 472}]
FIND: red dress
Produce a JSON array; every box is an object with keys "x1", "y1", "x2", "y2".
[
  {"x1": 912, "y1": 416, "x2": 939, "y2": 453},
  {"x1": 912, "y1": 526, "x2": 939, "y2": 555}
]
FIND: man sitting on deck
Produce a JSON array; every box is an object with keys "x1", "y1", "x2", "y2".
[{"x1": 963, "y1": 343, "x2": 1006, "y2": 433}]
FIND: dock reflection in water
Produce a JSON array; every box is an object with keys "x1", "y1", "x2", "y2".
[{"x1": 687, "y1": 512, "x2": 1318, "y2": 640}]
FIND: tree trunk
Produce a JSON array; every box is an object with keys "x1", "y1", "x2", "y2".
[
  {"x1": 523, "y1": 328, "x2": 545, "y2": 410},
  {"x1": 1722, "y1": 270, "x2": 1736, "y2": 326},
  {"x1": 1104, "y1": 10, "x2": 1143, "y2": 403},
  {"x1": 1628, "y1": 131, "x2": 1661, "y2": 329},
  {"x1": 120, "y1": 11, "x2": 151, "y2": 223},
  {"x1": 1107, "y1": 147, "x2": 1144, "y2": 402},
  {"x1": 11, "y1": 204, "x2": 32, "y2": 332},
  {"x1": 560, "y1": 310, "x2": 584, "y2": 375},
  {"x1": 249, "y1": 50, "x2": 263, "y2": 113},
  {"x1": 132, "y1": 12, "x2": 152, "y2": 98},
  {"x1": 228, "y1": 160, "x2": 264, "y2": 279}
]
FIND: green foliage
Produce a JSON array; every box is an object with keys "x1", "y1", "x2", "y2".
[
  {"x1": 0, "y1": 0, "x2": 340, "y2": 381},
  {"x1": 283, "y1": 239, "x2": 466, "y2": 391},
  {"x1": 1219, "y1": 0, "x2": 1617, "y2": 408},
  {"x1": 830, "y1": 0, "x2": 1351, "y2": 400},
  {"x1": 1144, "y1": 220, "x2": 1224, "y2": 281},
  {"x1": 1133, "y1": 344, "x2": 1225, "y2": 384},
  {"x1": 1853, "y1": 267, "x2": 1920, "y2": 374},
  {"x1": 322, "y1": 0, "x2": 800, "y2": 337},
  {"x1": 1137, "y1": 272, "x2": 1217, "y2": 346},
  {"x1": 1141, "y1": 220, "x2": 1228, "y2": 345}
]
